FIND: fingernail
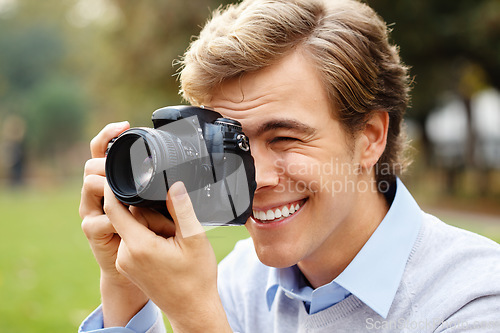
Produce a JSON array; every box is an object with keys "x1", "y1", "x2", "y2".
[{"x1": 170, "y1": 182, "x2": 187, "y2": 201}]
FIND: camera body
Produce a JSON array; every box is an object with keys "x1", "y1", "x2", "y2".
[{"x1": 105, "y1": 105, "x2": 256, "y2": 226}]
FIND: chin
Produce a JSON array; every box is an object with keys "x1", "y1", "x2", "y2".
[{"x1": 251, "y1": 240, "x2": 301, "y2": 268}]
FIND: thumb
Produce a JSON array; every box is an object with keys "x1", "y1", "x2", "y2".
[{"x1": 166, "y1": 182, "x2": 205, "y2": 239}]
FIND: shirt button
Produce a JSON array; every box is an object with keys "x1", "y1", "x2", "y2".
[{"x1": 285, "y1": 292, "x2": 294, "y2": 299}]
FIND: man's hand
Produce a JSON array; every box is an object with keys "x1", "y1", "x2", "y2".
[
  {"x1": 103, "y1": 181, "x2": 232, "y2": 332},
  {"x1": 79, "y1": 121, "x2": 149, "y2": 327}
]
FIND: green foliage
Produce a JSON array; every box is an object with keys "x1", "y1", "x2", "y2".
[
  {"x1": 23, "y1": 78, "x2": 87, "y2": 158},
  {"x1": 89, "y1": 0, "x2": 235, "y2": 124},
  {"x1": 0, "y1": 6, "x2": 89, "y2": 165},
  {"x1": 367, "y1": 0, "x2": 500, "y2": 118},
  {"x1": 0, "y1": 23, "x2": 64, "y2": 94}
]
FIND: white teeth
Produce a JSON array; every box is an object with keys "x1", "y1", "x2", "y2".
[
  {"x1": 254, "y1": 210, "x2": 266, "y2": 220},
  {"x1": 254, "y1": 201, "x2": 303, "y2": 222},
  {"x1": 282, "y1": 206, "x2": 290, "y2": 217}
]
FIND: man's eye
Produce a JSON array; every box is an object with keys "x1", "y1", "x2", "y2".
[{"x1": 270, "y1": 137, "x2": 300, "y2": 144}]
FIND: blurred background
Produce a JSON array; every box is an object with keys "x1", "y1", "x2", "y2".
[{"x1": 0, "y1": 0, "x2": 498, "y2": 331}]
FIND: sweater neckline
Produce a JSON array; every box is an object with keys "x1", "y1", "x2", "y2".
[{"x1": 298, "y1": 294, "x2": 365, "y2": 328}]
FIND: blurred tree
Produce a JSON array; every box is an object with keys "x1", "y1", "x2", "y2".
[
  {"x1": 24, "y1": 78, "x2": 87, "y2": 159},
  {"x1": 0, "y1": 114, "x2": 26, "y2": 186},
  {"x1": 0, "y1": 24, "x2": 63, "y2": 95},
  {"x1": 368, "y1": 0, "x2": 500, "y2": 121},
  {"x1": 367, "y1": 0, "x2": 500, "y2": 193},
  {"x1": 0, "y1": 0, "x2": 89, "y2": 181},
  {"x1": 94, "y1": 0, "x2": 234, "y2": 124}
]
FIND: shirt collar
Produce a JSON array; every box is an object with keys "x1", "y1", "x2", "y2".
[{"x1": 265, "y1": 178, "x2": 423, "y2": 318}]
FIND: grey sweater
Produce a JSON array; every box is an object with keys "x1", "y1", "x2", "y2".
[{"x1": 216, "y1": 214, "x2": 500, "y2": 332}]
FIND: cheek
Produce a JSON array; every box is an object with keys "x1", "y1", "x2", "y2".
[
  {"x1": 279, "y1": 152, "x2": 362, "y2": 199},
  {"x1": 278, "y1": 151, "x2": 349, "y2": 180},
  {"x1": 277, "y1": 154, "x2": 321, "y2": 189},
  {"x1": 279, "y1": 153, "x2": 320, "y2": 176}
]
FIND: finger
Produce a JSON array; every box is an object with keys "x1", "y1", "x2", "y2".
[
  {"x1": 103, "y1": 182, "x2": 154, "y2": 244},
  {"x1": 129, "y1": 206, "x2": 149, "y2": 228},
  {"x1": 130, "y1": 206, "x2": 176, "y2": 238},
  {"x1": 90, "y1": 121, "x2": 130, "y2": 158},
  {"x1": 83, "y1": 158, "x2": 106, "y2": 178},
  {"x1": 166, "y1": 182, "x2": 205, "y2": 239},
  {"x1": 79, "y1": 174, "x2": 106, "y2": 218},
  {"x1": 81, "y1": 214, "x2": 117, "y2": 241}
]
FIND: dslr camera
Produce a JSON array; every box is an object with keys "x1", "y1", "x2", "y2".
[{"x1": 105, "y1": 105, "x2": 256, "y2": 226}]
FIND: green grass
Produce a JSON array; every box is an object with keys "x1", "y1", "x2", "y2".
[
  {"x1": 0, "y1": 185, "x2": 98, "y2": 332},
  {"x1": 0, "y1": 184, "x2": 498, "y2": 332},
  {"x1": 0, "y1": 184, "x2": 249, "y2": 332},
  {"x1": 430, "y1": 211, "x2": 500, "y2": 244}
]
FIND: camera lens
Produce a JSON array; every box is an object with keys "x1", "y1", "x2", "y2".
[
  {"x1": 134, "y1": 155, "x2": 154, "y2": 192},
  {"x1": 105, "y1": 127, "x2": 188, "y2": 205},
  {"x1": 106, "y1": 132, "x2": 154, "y2": 199}
]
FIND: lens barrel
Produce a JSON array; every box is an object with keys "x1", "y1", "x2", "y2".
[{"x1": 105, "y1": 128, "x2": 180, "y2": 207}]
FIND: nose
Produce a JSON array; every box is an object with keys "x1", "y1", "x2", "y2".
[{"x1": 251, "y1": 144, "x2": 280, "y2": 192}]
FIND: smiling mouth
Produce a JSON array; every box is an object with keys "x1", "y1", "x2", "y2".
[{"x1": 252, "y1": 199, "x2": 307, "y2": 223}]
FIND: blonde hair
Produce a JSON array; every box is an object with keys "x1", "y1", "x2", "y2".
[{"x1": 179, "y1": 0, "x2": 411, "y2": 188}]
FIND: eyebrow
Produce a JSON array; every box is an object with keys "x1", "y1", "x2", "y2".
[{"x1": 255, "y1": 119, "x2": 316, "y2": 137}]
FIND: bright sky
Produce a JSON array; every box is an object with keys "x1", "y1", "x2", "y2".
[
  {"x1": 0, "y1": 0, "x2": 17, "y2": 15},
  {"x1": 426, "y1": 89, "x2": 500, "y2": 144},
  {"x1": 66, "y1": 0, "x2": 119, "y2": 28}
]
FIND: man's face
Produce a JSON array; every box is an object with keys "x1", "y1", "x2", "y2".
[{"x1": 209, "y1": 50, "x2": 367, "y2": 269}]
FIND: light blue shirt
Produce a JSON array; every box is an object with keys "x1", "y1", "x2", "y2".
[
  {"x1": 80, "y1": 178, "x2": 422, "y2": 331},
  {"x1": 79, "y1": 299, "x2": 160, "y2": 332}
]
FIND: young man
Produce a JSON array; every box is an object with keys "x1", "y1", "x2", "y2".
[{"x1": 79, "y1": 0, "x2": 500, "y2": 332}]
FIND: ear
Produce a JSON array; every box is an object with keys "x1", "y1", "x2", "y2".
[{"x1": 358, "y1": 111, "x2": 389, "y2": 170}]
